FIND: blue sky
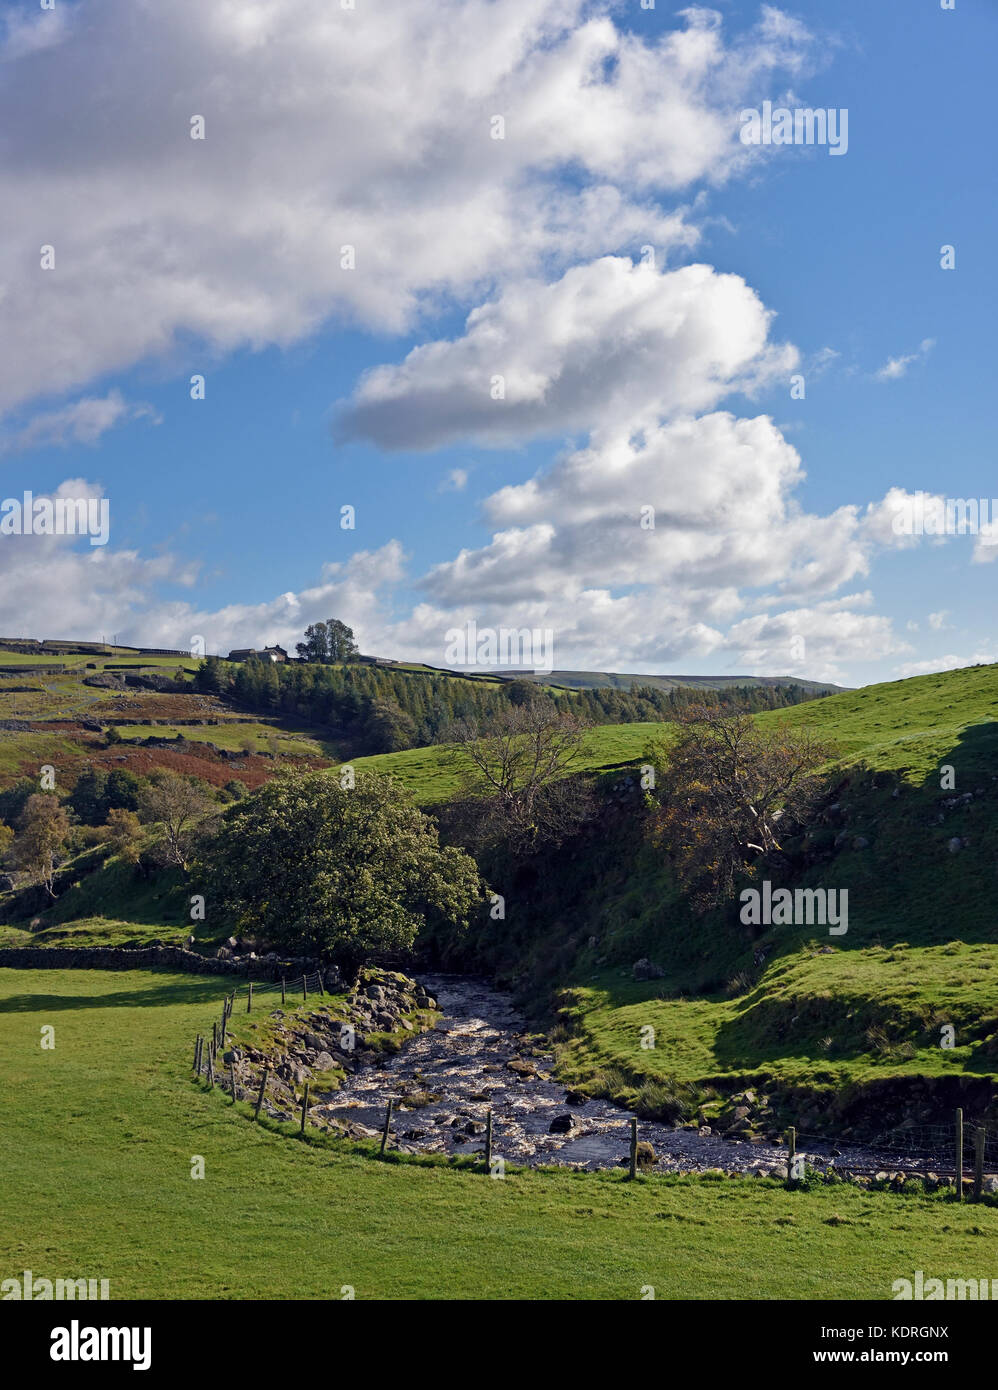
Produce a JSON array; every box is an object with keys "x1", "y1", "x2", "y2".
[{"x1": 1, "y1": 0, "x2": 994, "y2": 685}]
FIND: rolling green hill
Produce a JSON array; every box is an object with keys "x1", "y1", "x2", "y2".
[
  {"x1": 516, "y1": 669, "x2": 847, "y2": 695},
  {"x1": 344, "y1": 722, "x2": 662, "y2": 804}
]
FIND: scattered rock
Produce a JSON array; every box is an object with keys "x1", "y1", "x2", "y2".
[
  {"x1": 632, "y1": 958, "x2": 665, "y2": 981},
  {"x1": 549, "y1": 1113, "x2": 580, "y2": 1134}
]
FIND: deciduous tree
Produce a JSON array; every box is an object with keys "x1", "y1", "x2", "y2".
[
  {"x1": 656, "y1": 705, "x2": 832, "y2": 910},
  {"x1": 10, "y1": 794, "x2": 71, "y2": 897},
  {"x1": 447, "y1": 705, "x2": 592, "y2": 851},
  {"x1": 196, "y1": 767, "x2": 482, "y2": 968},
  {"x1": 138, "y1": 772, "x2": 219, "y2": 871}
]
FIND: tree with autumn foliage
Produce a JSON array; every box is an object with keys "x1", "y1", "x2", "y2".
[
  {"x1": 8, "y1": 794, "x2": 71, "y2": 897},
  {"x1": 656, "y1": 705, "x2": 833, "y2": 911}
]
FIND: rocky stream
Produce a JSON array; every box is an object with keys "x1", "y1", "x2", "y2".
[{"x1": 308, "y1": 974, "x2": 950, "y2": 1180}]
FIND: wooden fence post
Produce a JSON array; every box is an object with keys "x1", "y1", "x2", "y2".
[
  {"x1": 192, "y1": 1036, "x2": 200, "y2": 1072},
  {"x1": 303, "y1": 975, "x2": 308, "y2": 1002},
  {"x1": 786, "y1": 1126, "x2": 797, "y2": 1189},
  {"x1": 229, "y1": 1061, "x2": 237, "y2": 1103},
  {"x1": 380, "y1": 1098, "x2": 393, "y2": 1155},
  {"x1": 254, "y1": 1067, "x2": 270, "y2": 1120},
  {"x1": 281, "y1": 977, "x2": 286, "y2": 1006},
  {"x1": 956, "y1": 1108, "x2": 964, "y2": 1201},
  {"x1": 212, "y1": 1021, "x2": 218, "y2": 1056},
  {"x1": 974, "y1": 1127, "x2": 985, "y2": 1201},
  {"x1": 246, "y1": 981, "x2": 253, "y2": 1013},
  {"x1": 299, "y1": 1082, "x2": 310, "y2": 1135},
  {"x1": 194, "y1": 1035, "x2": 203, "y2": 1075},
  {"x1": 485, "y1": 1110, "x2": 493, "y2": 1172},
  {"x1": 207, "y1": 1052, "x2": 215, "y2": 1089},
  {"x1": 628, "y1": 1117, "x2": 638, "y2": 1180},
  {"x1": 317, "y1": 971, "x2": 325, "y2": 997}
]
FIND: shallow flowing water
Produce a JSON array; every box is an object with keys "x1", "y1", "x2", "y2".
[{"x1": 314, "y1": 974, "x2": 917, "y2": 1174}]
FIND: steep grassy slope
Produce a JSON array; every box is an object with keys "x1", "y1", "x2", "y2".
[
  {"x1": 4, "y1": 967, "x2": 995, "y2": 1300},
  {"x1": 756, "y1": 663, "x2": 998, "y2": 779},
  {"x1": 0, "y1": 652, "x2": 323, "y2": 791}
]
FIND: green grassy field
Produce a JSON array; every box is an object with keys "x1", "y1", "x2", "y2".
[
  {"x1": 0, "y1": 729, "x2": 81, "y2": 777},
  {"x1": 347, "y1": 722, "x2": 661, "y2": 803},
  {"x1": 4, "y1": 967, "x2": 995, "y2": 1300},
  {"x1": 113, "y1": 722, "x2": 337, "y2": 758},
  {"x1": 0, "y1": 650, "x2": 201, "y2": 671},
  {"x1": 342, "y1": 664, "x2": 998, "y2": 807}
]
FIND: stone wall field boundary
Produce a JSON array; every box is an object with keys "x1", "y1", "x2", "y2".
[{"x1": 0, "y1": 944, "x2": 318, "y2": 980}]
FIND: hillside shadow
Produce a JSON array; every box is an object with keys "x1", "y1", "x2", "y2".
[
  {"x1": 739, "y1": 718, "x2": 998, "y2": 962},
  {"x1": 0, "y1": 974, "x2": 227, "y2": 1013}
]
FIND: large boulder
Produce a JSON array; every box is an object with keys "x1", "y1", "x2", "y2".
[
  {"x1": 549, "y1": 1113, "x2": 580, "y2": 1134},
  {"x1": 632, "y1": 958, "x2": 665, "y2": 981}
]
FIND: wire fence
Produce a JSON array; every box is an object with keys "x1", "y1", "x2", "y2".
[
  {"x1": 792, "y1": 1119, "x2": 998, "y2": 1170},
  {"x1": 226, "y1": 970, "x2": 328, "y2": 1004},
  {"x1": 191, "y1": 969, "x2": 327, "y2": 1090},
  {"x1": 785, "y1": 1116, "x2": 996, "y2": 1199}
]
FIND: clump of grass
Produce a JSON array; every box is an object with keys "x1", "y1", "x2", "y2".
[
  {"x1": 864, "y1": 1025, "x2": 915, "y2": 1062},
  {"x1": 724, "y1": 971, "x2": 755, "y2": 998},
  {"x1": 634, "y1": 1079, "x2": 701, "y2": 1125},
  {"x1": 400, "y1": 1089, "x2": 441, "y2": 1109}
]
